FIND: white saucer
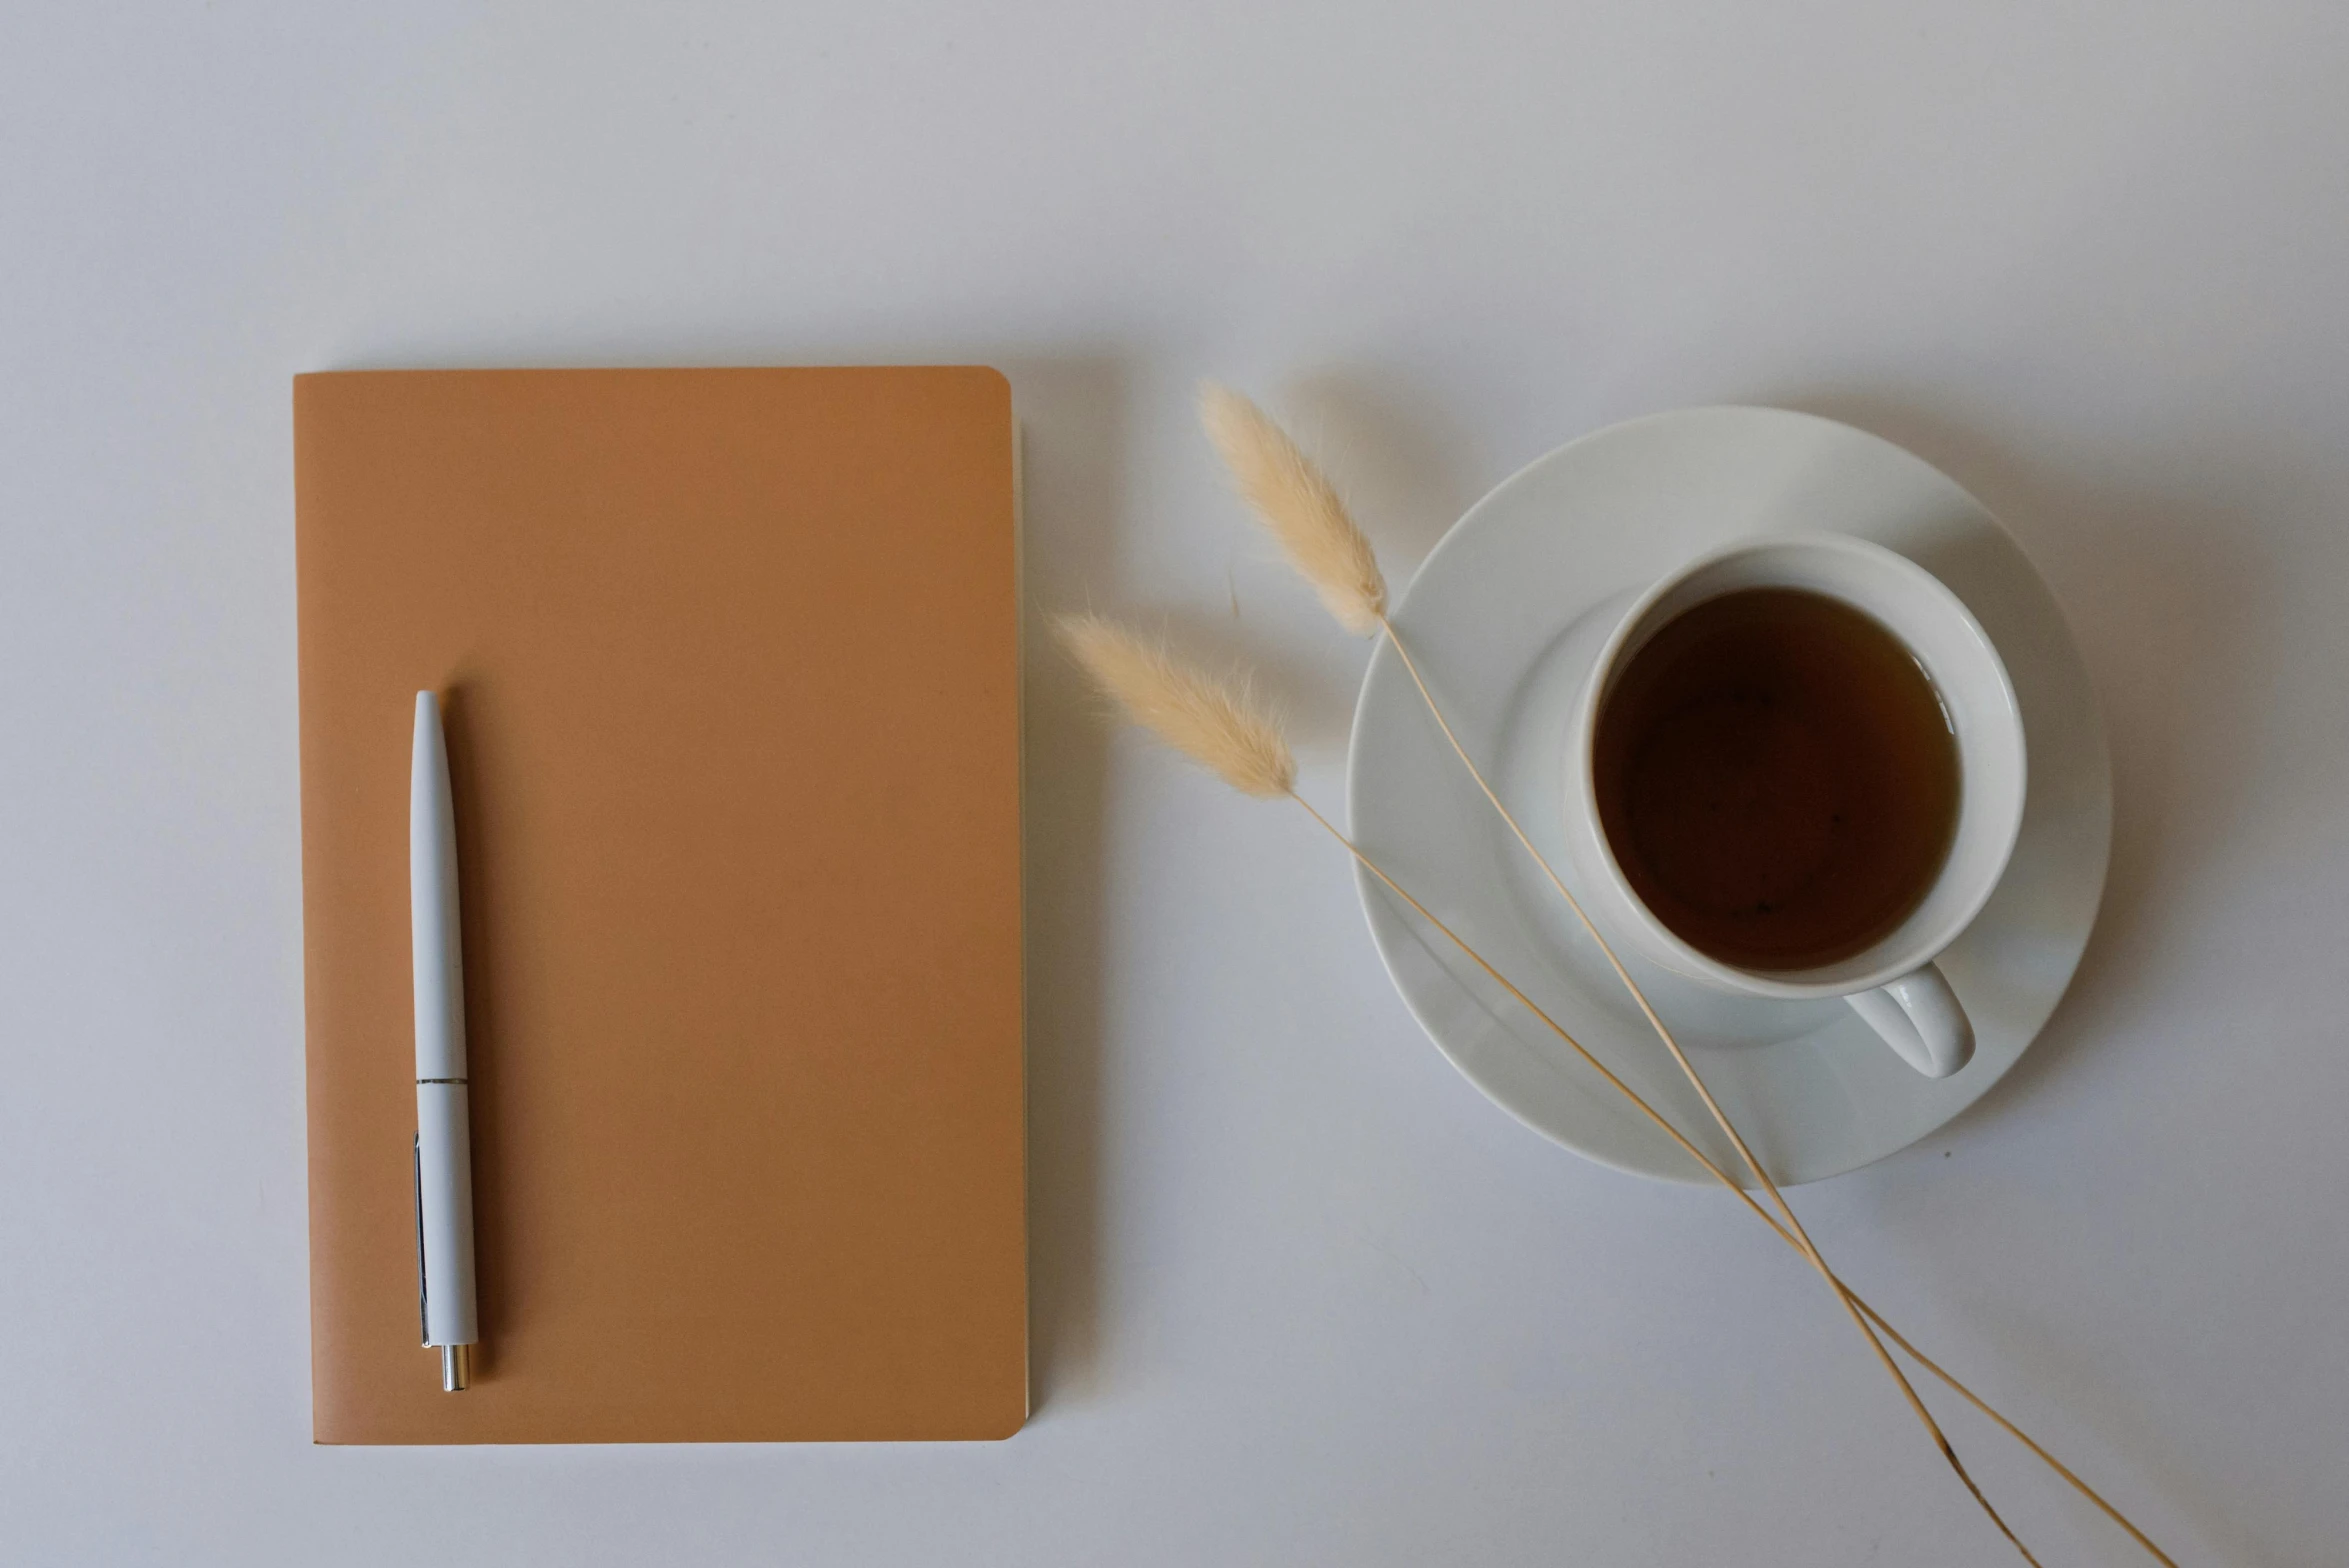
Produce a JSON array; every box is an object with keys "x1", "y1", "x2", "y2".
[{"x1": 1346, "y1": 407, "x2": 2111, "y2": 1185}]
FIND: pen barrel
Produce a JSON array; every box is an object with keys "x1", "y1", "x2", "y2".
[
  {"x1": 411, "y1": 693, "x2": 467, "y2": 1082},
  {"x1": 416, "y1": 1081, "x2": 478, "y2": 1347}
]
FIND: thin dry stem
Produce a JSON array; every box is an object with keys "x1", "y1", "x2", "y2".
[
  {"x1": 1056, "y1": 613, "x2": 1295, "y2": 799},
  {"x1": 1200, "y1": 383, "x2": 1388, "y2": 635},
  {"x1": 1187, "y1": 377, "x2": 2082, "y2": 1550},
  {"x1": 1374, "y1": 617, "x2": 2172, "y2": 1568},
  {"x1": 1285, "y1": 791, "x2": 2037, "y2": 1566},
  {"x1": 1063, "y1": 558, "x2": 2170, "y2": 1560}
]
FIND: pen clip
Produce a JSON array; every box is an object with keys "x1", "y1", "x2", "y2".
[{"x1": 413, "y1": 1132, "x2": 429, "y2": 1347}]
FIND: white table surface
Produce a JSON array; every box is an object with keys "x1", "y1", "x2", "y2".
[{"x1": 5, "y1": 4, "x2": 2344, "y2": 1563}]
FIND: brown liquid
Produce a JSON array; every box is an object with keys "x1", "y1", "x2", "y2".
[{"x1": 1593, "y1": 588, "x2": 1959, "y2": 970}]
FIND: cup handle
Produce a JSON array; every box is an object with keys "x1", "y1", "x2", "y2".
[{"x1": 1845, "y1": 963, "x2": 1974, "y2": 1079}]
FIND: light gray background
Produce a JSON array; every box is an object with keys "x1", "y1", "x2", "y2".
[{"x1": 3, "y1": 3, "x2": 2342, "y2": 1563}]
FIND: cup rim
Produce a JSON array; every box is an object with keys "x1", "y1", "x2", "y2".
[{"x1": 1571, "y1": 532, "x2": 2027, "y2": 1000}]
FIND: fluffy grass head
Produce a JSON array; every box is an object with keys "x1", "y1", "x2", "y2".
[
  {"x1": 1200, "y1": 383, "x2": 1388, "y2": 636},
  {"x1": 1056, "y1": 612, "x2": 1296, "y2": 799}
]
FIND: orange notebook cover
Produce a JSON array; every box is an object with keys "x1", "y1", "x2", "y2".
[{"x1": 295, "y1": 367, "x2": 1025, "y2": 1443}]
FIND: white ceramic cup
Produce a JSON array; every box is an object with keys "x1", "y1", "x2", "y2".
[{"x1": 1557, "y1": 534, "x2": 2026, "y2": 1078}]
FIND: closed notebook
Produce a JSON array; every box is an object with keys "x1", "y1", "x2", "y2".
[{"x1": 294, "y1": 367, "x2": 1025, "y2": 1443}]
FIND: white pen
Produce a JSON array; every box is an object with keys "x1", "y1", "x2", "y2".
[{"x1": 412, "y1": 691, "x2": 479, "y2": 1392}]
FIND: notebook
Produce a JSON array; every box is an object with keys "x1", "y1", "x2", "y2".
[{"x1": 294, "y1": 367, "x2": 1025, "y2": 1443}]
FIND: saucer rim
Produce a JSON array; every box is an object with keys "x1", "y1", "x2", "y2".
[{"x1": 1344, "y1": 404, "x2": 2113, "y2": 1185}]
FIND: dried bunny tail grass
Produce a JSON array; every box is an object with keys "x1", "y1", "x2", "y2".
[
  {"x1": 1056, "y1": 613, "x2": 1296, "y2": 799},
  {"x1": 1199, "y1": 383, "x2": 1387, "y2": 636}
]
